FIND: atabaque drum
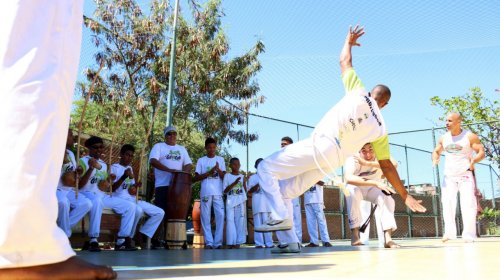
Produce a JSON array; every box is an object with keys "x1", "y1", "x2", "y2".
[{"x1": 165, "y1": 171, "x2": 192, "y2": 249}]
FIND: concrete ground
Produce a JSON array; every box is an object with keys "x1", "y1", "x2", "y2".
[{"x1": 77, "y1": 237, "x2": 500, "y2": 279}]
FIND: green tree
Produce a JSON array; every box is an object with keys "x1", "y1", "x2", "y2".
[
  {"x1": 77, "y1": 0, "x2": 265, "y2": 153},
  {"x1": 430, "y1": 87, "x2": 499, "y2": 167}
]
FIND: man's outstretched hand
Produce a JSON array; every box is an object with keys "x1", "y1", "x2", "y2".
[
  {"x1": 405, "y1": 195, "x2": 427, "y2": 213},
  {"x1": 347, "y1": 24, "x2": 365, "y2": 47}
]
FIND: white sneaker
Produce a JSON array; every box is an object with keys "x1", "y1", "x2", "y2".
[
  {"x1": 254, "y1": 218, "x2": 293, "y2": 232},
  {"x1": 271, "y1": 242, "x2": 301, "y2": 254}
]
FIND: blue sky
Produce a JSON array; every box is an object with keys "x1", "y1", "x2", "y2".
[{"x1": 79, "y1": 0, "x2": 500, "y2": 196}]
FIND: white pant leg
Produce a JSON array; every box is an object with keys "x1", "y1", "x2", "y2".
[
  {"x1": 66, "y1": 190, "x2": 92, "y2": 230},
  {"x1": 131, "y1": 204, "x2": 144, "y2": 238},
  {"x1": 235, "y1": 203, "x2": 247, "y2": 245},
  {"x1": 102, "y1": 196, "x2": 136, "y2": 238},
  {"x1": 275, "y1": 198, "x2": 299, "y2": 245},
  {"x1": 359, "y1": 200, "x2": 372, "y2": 244},
  {"x1": 254, "y1": 213, "x2": 274, "y2": 247},
  {"x1": 258, "y1": 137, "x2": 341, "y2": 220},
  {"x1": 305, "y1": 204, "x2": 319, "y2": 245},
  {"x1": 80, "y1": 192, "x2": 104, "y2": 238},
  {"x1": 137, "y1": 201, "x2": 165, "y2": 238},
  {"x1": 57, "y1": 190, "x2": 71, "y2": 237},
  {"x1": 212, "y1": 196, "x2": 225, "y2": 247},
  {"x1": 346, "y1": 184, "x2": 364, "y2": 229},
  {"x1": 292, "y1": 198, "x2": 303, "y2": 242},
  {"x1": 226, "y1": 205, "x2": 236, "y2": 245},
  {"x1": 363, "y1": 187, "x2": 397, "y2": 232},
  {"x1": 253, "y1": 213, "x2": 265, "y2": 247},
  {"x1": 313, "y1": 204, "x2": 330, "y2": 243},
  {"x1": 200, "y1": 196, "x2": 214, "y2": 246},
  {"x1": 457, "y1": 173, "x2": 477, "y2": 241},
  {"x1": 441, "y1": 176, "x2": 459, "y2": 239},
  {"x1": 0, "y1": 0, "x2": 84, "y2": 268}
]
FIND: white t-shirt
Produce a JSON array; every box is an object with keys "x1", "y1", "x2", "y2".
[
  {"x1": 344, "y1": 156, "x2": 384, "y2": 181},
  {"x1": 248, "y1": 174, "x2": 269, "y2": 213},
  {"x1": 313, "y1": 68, "x2": 389, "y2": 165},
  {"x1": 195, "y1": 155, "x2": 226, "y2": 197},
  {"x1": 79, "y1": 155, "x2": 108, "y2": 194},
  {"x1": 149, "y1": 142, "x2": 192, "y2": 187},
  {"x1": 304, "y1": 184, "x2": 324, "y2": 205},
  {"x1": 223, "y1": 173, "x2": 247, "y2": 208},
  {"x1": 442, "y1": 130, "x2": 473, "y2": 176},
  {"x1": 58, "y1": 149, "x2": 77, "y2": 191},
  {"x1": 110, "y1": 163, "x2": 136, "y2": 201}
]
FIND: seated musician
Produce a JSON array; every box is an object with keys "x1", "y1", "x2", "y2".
[
  {"x1": 111, "y1": 144, "x2": 165, "y2": 249},
  {"x1": 344, "y1": 143, "x2": 400, "y2": 248},
  {"x1": 78, "y1": 136, "x2": 138, "y2": 252},
  {"x1": 149, "y1": 126, "x2": 193, "y2": 249},
  {"x1": 56, "y1": 128, "x2": 92, "y2": 238}
]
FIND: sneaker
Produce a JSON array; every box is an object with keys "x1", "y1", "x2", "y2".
[
  {"x1": 305, "y1": 243, "x2": 319, "y2": 247},
  {"x1": 255, "y1": 245, "x2": 265, "y2": 249},
  {"x1": 266, "y1": 244, "x2": 275, "y2": 248},
  {"x1": 254, "y1": 218, "x2": 293, "y2": 232},
  {"x1": 323, "y1": 242, "x2": 333, "y2": 247},
  {"x1": 89, "y1": 241, "x2": 101, "y2": 252},
  {"x1": 115, "y1": 238, "x2": 138, "y2": 251},
  {"x1": 214, "y1": 245, "x2": 223, "y2": 249},
  {"x1": 205, "y1": 245, "x2": 213, "y2": 249},
  {"x1": 151, "y1": 239, "x2": 165, "y2": 249},
  {"x1": 271, "y1": 243, "x2": 301, "y2": 254}
]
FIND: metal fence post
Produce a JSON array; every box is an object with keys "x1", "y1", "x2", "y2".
[
  {"x1": 491, "y1": 165, "x2": 496, "y2": 208},
  {"x1": 404, "y1": 145, "x2": 413, "y2": 237}
]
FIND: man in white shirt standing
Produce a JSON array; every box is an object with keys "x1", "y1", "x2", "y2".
[
  {"x1": 149, "y1": 126, "x2": 193, "y2": 247},
  {"x1": 432, "y1": 112, "x2": 485, "y2": 242},
  {"x1": 194, "y1": 137, "x2": 226, "y2": 249},
  {"x1": 304, "y1": 181, "x2": 332, "y2": 247},
  {"x1": 111, "y1": 144, "x2": 165, "y2": 248},
  {"x1": 255, "y1": 25, "x2": 426, "y2": 234}
]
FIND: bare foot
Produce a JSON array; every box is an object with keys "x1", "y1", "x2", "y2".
[
  {"x1": 0, "y1": 256, "x2": 117, "y2": 280},
  {"x1": 384, "y1": 240, "x2": 401, "y2": 249},
  {"x1": 351, "y1": 228, "x2": 362, "y2": 246},
  {"x1": 441, "y1": 237, "x2": 450, "y2": 243}
]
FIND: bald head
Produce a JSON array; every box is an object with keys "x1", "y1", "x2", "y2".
[
  {"x1": 445, "y1": 112, "x2": 463, "y2": 133},
  {"x1": 371, "y1": 84, "x2": 391, "y2": 109}
]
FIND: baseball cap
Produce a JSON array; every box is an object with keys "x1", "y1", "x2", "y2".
[{"x1": 163, "y1": 126, "x2": 177, "y2": 136}]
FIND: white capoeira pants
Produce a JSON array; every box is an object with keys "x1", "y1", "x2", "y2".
[
  {"x1": 441, "y1": 171, "x2": 477, "y2": 241},
  {"x1": 56, "y1": 189, "x2": 92, "y2": 237},
  {"x1": 275, "y1": 198, "x2": 300, "y2": 245},
  {"x1": 346, "y1": 184, "x2": 397, "y2": 232},
  {"x1": 258, "y1": 136, "x2": 341, "y2": 221},
  {"x1": 201, "y1": 195, "x2": 225, "y2": 247},
  {"x1": 305, "y1": 203, "x2": 331, "y2": 245},
  {"x1": 0, "y1": 0, "x2": 83, "y2": 268},
  {"x1": 131, "y1": 200, "x2": 165, "y2": 238},
  {"x1": 80, "y1": 192, "x2": 137, "y2": 238},
  {"x1": 253, "y1": 213, "x2": 274, "y2": 247},
  {"x1": 226, "y1": 203, "x2": 247, "y2": 245},
  {"x1": 292, "y1": 197, "x2": 303, "y2": 242}
]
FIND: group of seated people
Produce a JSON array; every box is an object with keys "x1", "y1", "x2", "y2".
[{"x1": 56, "y1": 126, "x2": 400, "y2": 251}]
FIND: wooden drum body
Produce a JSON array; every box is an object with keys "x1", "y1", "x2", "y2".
[{"x1": 165, "y1": 171, "x2": 192, "y2": 250}]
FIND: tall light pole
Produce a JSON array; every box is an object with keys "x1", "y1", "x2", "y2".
[{"x1": 166, "y1": 0, "x2": 180, "y2": 127}]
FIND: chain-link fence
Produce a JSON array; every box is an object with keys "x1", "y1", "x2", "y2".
[{"x1": 239, "y1": 114, "x2": 500, "y2": 243}]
